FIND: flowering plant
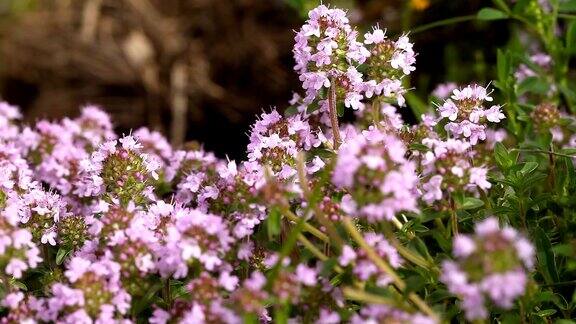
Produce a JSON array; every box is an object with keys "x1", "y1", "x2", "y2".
[{"x1": 1, "y1": 2, "x2": 576, "y2": 323}]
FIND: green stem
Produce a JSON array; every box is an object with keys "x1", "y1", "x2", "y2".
[
  {"x1": 541, "y1": 280, "x2": 576, "y2": 287},
  {"x1": 382, "y1": 223, "x2": 437, "y2": 272},
  {"x1": 511, "y1": 148, "x2": 576, "y2": 159},
  {"x1": 411, "y1": 15, "x2": 476, "y2": 34},
  {"x1": 343, "y1": 287, "x2": 410, "y2": 310},
  {"x1": 297, "y1": 234, "x2": 344, "y2": 273},
  {"x1": 281, "y1": 208, "x2": 328, "y2": 243},
  {"x1": 342, "y1": 217, "x2": 439, "y2": 320},
  {"x1": 558, "y1": 13, "x2": 576, "y2": 19},
  {"x1": 296, "y1": 153, "x2": 344, "y2": 248},
  {"x1": 520, "y1": 298, "x2": 527, "y2": 324},
  {"x1": 434, "y1": 218, "x2": 447, "y2": 235}
]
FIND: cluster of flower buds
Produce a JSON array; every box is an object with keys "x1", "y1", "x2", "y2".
[
  {"x1": 531, "y1": 102, "x2": 561, "y2": 131},
  {"x1": 440, "y1": 217, "x2": 535, "y2": 320},
  {"x1": 247, "y1": 110, "x2": 321, "y2": 179},
  {"x1": 76, "y1": 135, "x2": 160, "y2": 205},
  {"x1": 18, "y1": 188, "x2": 67, "y2": 246},
  {"x1": 363, "y1": 28, "x2": 415, "y2": 106}
]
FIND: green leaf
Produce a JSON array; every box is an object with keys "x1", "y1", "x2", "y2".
[
  {"x1": 555, "y1": 320, "x2": 576, "y2": 324},
  {"x1": 495, "y1": 142, "x2": 513, "y2": 169},
  {"x1": 517, "y1": 77, "x2": 550, "y2": 95},
  {"x1": 320, "y1": 258, "x2": 338, "y2": 277},
  {"x1": 409, "y1": 143, "x2": 429, "y2": 152},
  {"x1": 430, "y1": 229, "x2": 451, "y2": 252},
  {"x1": 492, "y1": 0, "x2": 510, "y2": 12},
  {"x1": 427, "y1": 289, "x2": 452, "y2": 303},
  {"x1": 561, "y1": 147, "x2": 576, "y2": 155},
  {"x1": 496, "y1": 49, "x2": 511, "y2": 92},
  {"x1": 512, "y1": 0, "x2": 531, "y2": 13},
  {"x1": 306, "y1": 100, "x2": 320, "y2": 114},
  {"x1": 404, "y1": 275, "x2": 426, "y2": 294},
  {"x1": 132, "y1": 282, "x2": 163, "y2": 315},
  {"x1": 559, "y1": 83, "x2": 576, "y2": 108},
  {"x1": 405, "y1": 92, "x2": 428, "y2": 120},
  {"x1": 274, "y1": 303, "x2": 289, "y2": 324},
  {"x1": 411, "y1": 237, "x2": 433, "y2": 260},
  {"x1": 284, "y1": 105, "x2": 298, "y2": 117},
  {"x1": 460, "y1": 197, "x2": 485, "y2": 210},
  {"x1": 336, "y1": 102, "x2": 345, "y2": 117},
  {"x1": 535, "y1": 309, "x2": 557, "y2": 317},
  {"x1": 477, "y1": 8, "x2": 509, "y2": 21},
  {"x1": 329, "y1": 272, "x2": 344, "y2": 286},
  {"x1": 500, "y1": 313, "x2": 521, "y2": 324},
  {"x1": 560, "y1": 0, "x2": 576, "y2": 12},
  {"x1": 534, "y1": 227, "x2": 560, "y2": 284},
  {"x1": 9, "y1": 279, "x2": 27, "y2": 291},
  {"x1": 267, "y1": 207, "x2": 281, "y2": 239},
  {"x1": 567, "y1": 20, "x2": 576, "y2": 55},
  {"x1": 56, "y1": 248, "x2": 72, "y2": 265},
  {"x1": 519, "y1": 161, "x2": 539, "y2": 175}
]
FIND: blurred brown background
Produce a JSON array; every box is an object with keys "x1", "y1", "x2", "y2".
[{"x1": 0, "y1": 0, "x2": 506, "y2": 159}]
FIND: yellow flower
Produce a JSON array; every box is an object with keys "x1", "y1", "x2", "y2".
[{"x1": 410, "y1": 0, "x2": 430, "y2": 11}]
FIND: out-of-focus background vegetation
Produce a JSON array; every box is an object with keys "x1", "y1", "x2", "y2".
[{"x1": 0, "y1": 0, "x2": 507, "y2": 159}]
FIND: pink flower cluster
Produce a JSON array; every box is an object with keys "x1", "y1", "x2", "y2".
[
  {"x1": 339, "y1": 233, "x2": 403, "y2": 286},
  {"x1": 0, "y1": 206, "x2": 42, "y2": 279},
  {"x1": 293, "y1": 5, "x2": 369, "y2": 109},
  {"x1": 437, "y1": 84, "x2": 505, "y2": 145},
  {"x1": 0, "y1": 4, "x2": 541, "y2": 322},
  {"x1": 293, "y1": 5, "x2": 415, "y2": 113},
  {"x1": 76, "y1": 135, "x2": 161, "y2": 204},
  {"x1": 440, "y1": 217, "x2": 535, "y2": 320},
  {"x1": 363, "y1": 28, "x2": 416, "y2": 106},
  {"x1": 420, "y1": 138, "x2": 491, "y2": 203},
  {"x1": 332, "y1": 127, "x2": 418, "y2": 222},
  {"x1": 247, "y1": 110, "x2": 321, "y2": 179}
]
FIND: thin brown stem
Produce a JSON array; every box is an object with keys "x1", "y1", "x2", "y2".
[
  {"x1": 449, "y1": 196, "x2": 458, "y2": 236},
  {"x1": 1, "y1": 274, "x2": 10, "y2": 293},
  {"x1": 328, "y1": 82, "x2": 341, "y2": 149},
  {"x1": 163, "y1": 279, "x2": 172, "y2": 308}
]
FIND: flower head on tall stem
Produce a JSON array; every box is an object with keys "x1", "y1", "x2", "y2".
[{"x1": 440, "y1": 217, "x2": 535, "y2": 320}]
